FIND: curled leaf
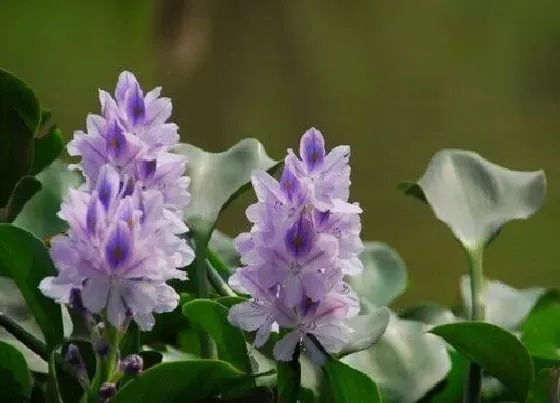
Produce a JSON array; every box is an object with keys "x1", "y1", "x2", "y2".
[{"x1": 415, "y1": 149, "x2": 546, "y2": 249}]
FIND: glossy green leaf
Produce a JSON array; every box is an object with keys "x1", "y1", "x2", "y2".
[
  {"x1": 323, "y1": 358, "x2": 381, "y2": 403},
  {"x1": 530, "y1": 356, "x2": 560, "y2": 403},
  {"x1": 1, "y1": 176, "x2": 41, "y2": 223},
  {"x1": 460, "y1": 276, "x2": 544, "y2": 331},
  {"x1": 277, "y1": 352, "x2": 301, "y2": 403},
  {"x1": 111, "y1": 360, "x2": 251, "y2": 402},
  {"x1": 347, "y1": 242, "x2": 407, "y2": 310},
  {"x1": 13, "y1": 160, "x2": 81, "y2": 239},
  {"x1": 182, "y1": 299, "x2": 252, "y2": 373},
  {"x1": 0, "y1": 68, "x2": 41, "y2": 207},
  {"x1": 520, "y1": 291, "x2": 560, "y2": 360},
  {"x1": 175, "y1": 139, "x2": 279, "y2": 238},
  {"x1": 421, "y1": 351, "x2": 469, "y2": 403},
  {"x1": 0, "y1": 224, "x2": 64, "y2": 350},
  {"x1": 30, "y1": 110, "x2": 64, "y2": 175},
  {"x1": 397, "y1": 180, "x2": 427, "y2": 203},
  {"x1": 413, "y1": 149, "x2": 546, "y2": 249},
  {"x1": 431, "y1": 321, "x2": 534, "y2": 402},
  {"x1": 0, "y1": 340, "x2": 31, "y2": 401},
  {"x1": 214, "y1": 295, "x2": 247, "y2": 308},
  {"x1": 342, "y1": 315, "x2": 451, "y2": 403}
]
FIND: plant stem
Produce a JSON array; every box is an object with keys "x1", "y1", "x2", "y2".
[
  {"x1": 206, "y1": 248, "x2": 233, "y2": 277},
  {"x1": 88, "y1": 323, "x2": 121, "y2": 402},
  {"x1": 192, "y1": 231, "x2": 213, "y2": 358},
  {"x1": 463, "y1": 247, "x2": 485, "y2": 403},
  {"x1": 206, "y1": 261, "x2": 236, "y2": 297},
  {"x1": 276, "y1": 343, "x2": 301, "y2": 403}
]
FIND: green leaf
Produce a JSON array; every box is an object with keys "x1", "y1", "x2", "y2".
[
  {"x1": 520, "y1": 291, "x2": 560, "y2": 360},
  {"x1": 182, "y1": 299, "x2": 253, "y2": 374},
  {"x1": 412, "y1": 149, "x2": 546, "y2": 250},
  {"x1": 342, "y1": 315, "x2": 451, "y2": 403},
  {"x1": 0, "y1": 224, "x2": 64, "y2": 351},
  {"x1": 30, "y1": 110, "x2": 64, "y2": 175},
  {"x1": 323, "y1": 358, "x2": 381, "y2": 403},
  {"x1": 420, "y1": 351, "x2": 468, "y2": 403},
  {"x1": 1, "y1": 176, "x2": 41, "y2": 223},
  {"x1": 277, "y1": 352, "x2": 301, "y2": 403},
  {"x1": 347, "y1": 241, "x2": 407, "y2": 309},
  {"x1": 430, "y1": 321, "x2": 534, "y2": 402},
  {"x1": 337, "y1": 307, "x2": 390, "y2": 357},
  {"x1": 209, "y1": 230, "x2": 240, "y2": 272},
  {"x1": 530, "y1": 356, "x2": 560, "y2": 403},
  {"x1": 460, "y1": 276, "x2": 544, "y2": 330},
  {"x1": 0, "y1": 340, "x2": 31, "y2": 401},
  {"x1": 399, "y1": 304, "x2": 457, "y2": 327},
  {"x1": 111, "y1": 360, "x2": 251, "y2": 402},
  {"x1": 214, "y1": 295, "x2": 247, "y2": 308},
  {"x1": 0, "y1": 68, "x2": 41, "y2": 207},
  {"x1": 397, "y1": 180, "x2": 427, "y2": 203},
  {"x1": 13, "y1": 160, "x2": 81, "y2": 239},
  {"x1": 175, "y1": 139, "x2": 279, "y2": 237}
]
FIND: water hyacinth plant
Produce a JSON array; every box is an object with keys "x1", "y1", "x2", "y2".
[{"x1": 0, "y1": 66, "x2": 557, "y2": 403}]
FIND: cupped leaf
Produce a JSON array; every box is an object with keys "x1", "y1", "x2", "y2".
[
  {"x1": 342, "y1": 315, "x2": 451, "y2": 403},
  {"x1": 413, "y1": 149, "x2": 546, "y2": 249},
  {"x1": 400, "y1": 304, "x2": 457, "y2": 327},
  {"x1": 0, "y1": 341, "x2": 31, "y2": 401},
  {"x1": 13, "y1": 160, "x2": 81, "y2": 239},
  {"x1": 323, "y1": 357, "x2": 381, "y2": 403},
  {"x1": 460, "y1": 276, "x2": 544, "y2": 330},
  {"x1": 0, "y1": 224, "x2": 64, "y2": 350},
  {"x1": 347, "y1": 242, "x2": 407, "y2": 310},
  {"x1": 111, "y1": 360, "x2": 251, "y2": 402},
  {"x1": 1, "y1": 176, "x2": 41, "y2": 223},
  {"x1": 30, "y1": 110, "x2": 64, "y2": 175},
  {"x1": 430, "y1": 321, "x2": 534, "y2": 402},
  {"x1": 175, "y1": 138, "x2": 279, "y2": 238},
  {"x1": 182, "y1": 299, "x2": 252, "y2": 373},
  {"x1": 397, "y1": 181, "x2": 427, "y2": 203},
  {"x1": 0, "y1": 69, "x2": 41, "y2": 207},
  {"x1": 337, "y1": 306, "x2": 391, "y2": 357}
]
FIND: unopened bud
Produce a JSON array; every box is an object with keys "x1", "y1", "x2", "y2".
[
  {"x1": 95, "y1": 340, "x2": 110, "y2": 357},
  {"x1": 99, "y1": 382, "x2": 116, "y2": 402},
  {"x1": 65, "y1": 344, "x2": 82, "y2": 366},
  {"x1": 121, "y1": 354, "x2": 143, "y2": 375}
]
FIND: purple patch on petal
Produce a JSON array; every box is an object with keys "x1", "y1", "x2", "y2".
[
  {"x1": 138, "y1": 158, "x2": 157, "y2": 181},
  {"x1": 300, "y1": 297, "x2": 319, "y2": 317},
  {"x1": 105, "y1": 221, "x2": 132, "y2": 270},
  {"x1": 126, "y1": 84, "x2": 146, "y2": 127},
  {"x1": 86, "y1": 197, "x2": 98, "y2": 236},
  {"x1": 280, "y1": 167, "x2": 301, "y2": 202},
  {"x1": 285, "y1": 216, "x2": 314, "y2": 258},
  {"x1": 96, "y1": 166, "x2": 120, "y2": 211},
  {"x1": 300, "y1": 128, "x2": 325, "y2": 171},
  {"x1": 121, "y1": 178, "x2": 135, "y2": 197},
  {"x1": 105, "y1": 120, "x2": 127, "y2": 159}
]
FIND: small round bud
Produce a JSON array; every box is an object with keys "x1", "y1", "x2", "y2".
[
  {"x1": 65, "y1": 344, "x2": 82, "y2": 366},
  {"x1": 99, "y1": 382, "x2": 117, "y2": 401},
  {"x1": 95, "y1": 340, "x2": 110, "y2": 357},
  {"x1": 121, "y1": 354, "x2": 143, "y2": 375}
]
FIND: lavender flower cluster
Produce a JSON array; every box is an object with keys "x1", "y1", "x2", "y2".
[
  {"x1": 227, "y1": 128, "x2": 363, "y2": 362},
  {"x1": 40, "y1": 72, "x2": 194, "y2": 331}
]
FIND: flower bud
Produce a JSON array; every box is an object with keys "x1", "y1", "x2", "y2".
[
  {"x1": 95, "y1": 340, "x2": 110, "y2": 357},
  {"x1": 121, "y1": 354, "x2": 143, "y2": 375},
  {"x1": 99, "y1": 382, "x2": 117, "y2": 401}
]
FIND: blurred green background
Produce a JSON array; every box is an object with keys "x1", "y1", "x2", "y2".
[{"x1": 1, "y1": 1, "x2": 558, "y2": 308}]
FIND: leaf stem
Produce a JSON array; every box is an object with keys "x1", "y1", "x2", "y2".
[
  {"x1": 206, "y1": 260, "x2": 236, "y2": 297},
  {"x1": 464, "y1": 247, "x2": 485, "y2": 403},
  {"x1": 206, "y1": 248, "x2": 233, "y2": 277},
  {"x1": 192, "y1": 231, "x2": 213, "y2": 358}
]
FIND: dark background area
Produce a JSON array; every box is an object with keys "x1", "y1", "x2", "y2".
[{"x1": 1, "y1": 0, "x2": 559, "y2": 307}]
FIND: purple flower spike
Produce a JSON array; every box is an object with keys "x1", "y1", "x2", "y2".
[{"x1": 228, "y1": 128, "x2": 368, "y2": 364}]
